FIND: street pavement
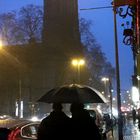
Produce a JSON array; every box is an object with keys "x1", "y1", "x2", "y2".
[{"x1": 112, "y1": 119, "x2": 140, "y2": 140}]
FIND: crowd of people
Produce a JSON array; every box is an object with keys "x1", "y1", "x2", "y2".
[{"x1": 37, "y1": 103, "x2": 102, "y2": 140}]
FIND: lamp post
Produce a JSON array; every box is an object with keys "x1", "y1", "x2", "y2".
[
  {"x1": 1, "y1": 42, "x2": 23, "y2": 118},
  {"x1": 71, "y1": 58, "x2": 85, "y2": 84},
  {"x1": 113, "y1": 6, "x2": 123, "y2": 140},
  {"x1": 101, "y1": 77, "x2": 113, "y2": 118},
  {"x1": 0, "y1": 40, "x2": 24, "y2": 118},
  {"x1": 101, "y1": 77, "x2": 109, "y2": 98},
  {"x1": 18, "y1": 76, "x2": 23, "y2": 118},
  {"x1": 138, "y1": 76, "x2": 140, "y2": 104}
]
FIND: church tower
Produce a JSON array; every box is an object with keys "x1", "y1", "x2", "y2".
[
  {"x1": 41, "y1": 0, "x2": 89, "y2": 88},
  {"x1": 43, "y1": 0, "x2": 83, "y2": 57}
]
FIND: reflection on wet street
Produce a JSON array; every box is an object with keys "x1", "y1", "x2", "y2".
[
  {"x1": 123, "y1": 120, "x2": 140, "y2": 140},
  {"x1": 114, "y1": 119, "x2": 140, "y2": 140}
]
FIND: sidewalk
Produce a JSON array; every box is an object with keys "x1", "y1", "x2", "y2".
[
  {"x1": 112, "y1": 119, "x2": 140, "y2": 140},
  {"x1": 123, "y1": 119, "x2": 140, "y2": 140}
]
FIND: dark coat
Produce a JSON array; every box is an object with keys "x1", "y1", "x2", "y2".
[
  {"x1": 37, "y1": 111, "x2": 70, "y2": 140},
  {"x1": 70, "y1": 109, "x2": 102, "y2": 140}
]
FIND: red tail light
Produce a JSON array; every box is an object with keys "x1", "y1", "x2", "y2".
[{"x1": 8, "y1": 128, "x2": 21, "y2": 140}]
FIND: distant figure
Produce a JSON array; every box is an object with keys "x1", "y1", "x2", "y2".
[
  {"x1": 132, "y1": 108, "x2": 136, "y2": 124},
  {"x1": 103, "y1": 114, "x2": 112, "y2": 130},
  {"x1": 0, "y1": 128, "x2": 11, "y2": 140},
  {"x1": 37, "y1": 103, "x2": 70, "y2": 140},
  {"x1": 137, "y1": 108, "x2": 140, "y2": 129},
  {"x1": 70, "y1": 103, "x2": 102, "y2": 140}
]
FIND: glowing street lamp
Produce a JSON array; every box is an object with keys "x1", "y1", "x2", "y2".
[
  {"x1": 0, "y1": 40, "x2": 3, "y2": 49},
  {"x1": 101, "y1": 77, "x2": 113, "y2": 120},
  {"x1": 72, "y1": 59, "x2": 85, "y2": 66},
  {"x1": 71, "y1": 58, "x2": 85, "y2": 83},
  {"x1": 131, "y1": 86, "x2": 139, "y2": 107}
]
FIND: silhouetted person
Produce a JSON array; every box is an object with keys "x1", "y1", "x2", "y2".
[
  {"x1": 37, "y1": 103, "x2": 70, "y2": 140},
  {"x1": 70, "y1": 103, "x2": 102, "y2": 140},
  {"x1": 132, "y1": 108, "x2": 136, "y2": 124}
]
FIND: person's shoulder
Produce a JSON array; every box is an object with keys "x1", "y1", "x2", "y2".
[{"x1": 41, "y1": 115, "x2": 51, "y2": 123}]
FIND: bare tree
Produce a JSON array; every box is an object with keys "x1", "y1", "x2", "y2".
[
  {"x1": 0, "y1": 4, "x2": 43, "y2": 45},
  {"x1": 0, "y1": 12, "x2": 18, "y2": 45},
  {"x1": 0, "y1": 6, "x2": 114, "y2": 88},
  {"x1": 79, "y1": 18, "x2": 115, "y2": 89},
  {"x1": 17, "y1": 4, "x2": 43, "y2": 43}
]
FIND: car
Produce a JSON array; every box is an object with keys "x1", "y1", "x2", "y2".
[
  {"x1": 0, "y1": 119, "x2": 40, "y2": 140},
  {"x1": 103, "y1": 113, "x2": 117, "y2": 127},
  {"x1": 87, "y1": 108, "x2": 103, "y2": 128},
  {"x1": 87, "y1": 109, "x2": 115, "y2": 140}
]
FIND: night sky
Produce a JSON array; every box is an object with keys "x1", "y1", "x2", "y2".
[{"x1": 0, "y1": 0, "x2": 133, "y2": 91}]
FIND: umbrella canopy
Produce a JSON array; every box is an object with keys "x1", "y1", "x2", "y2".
[{"x1": 37, "y1": 84, "x2": 108, "y2": 103}]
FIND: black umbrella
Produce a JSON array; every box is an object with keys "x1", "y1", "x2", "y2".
[{"x1": 37, "y1": 84, "x2": 107, "y2": 103}]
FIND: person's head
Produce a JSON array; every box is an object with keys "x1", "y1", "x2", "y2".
[
  {"x1": 70, "y1": 103, "x2": 84, "y2": 113},
  {"x1": 52, "y1": 103, "x2": 62, "y2": 112}
]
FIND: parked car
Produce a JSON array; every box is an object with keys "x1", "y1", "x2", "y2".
[
  {"x1": 0, "y1": 119, "x2": 40, "y2": 140},
  {"x1": 103, "y1": 113, "x2": 117, "y2": 127},
  {"x1": 87, "y1": 109, "x2": 114, "y2": 140},
  {"x1": 87, "y1": 108, "x2": 103, "y2": 128}
]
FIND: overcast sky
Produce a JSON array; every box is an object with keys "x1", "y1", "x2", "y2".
[{"x1": 0, "y1": 0, "x2": 133, "y2": 91}]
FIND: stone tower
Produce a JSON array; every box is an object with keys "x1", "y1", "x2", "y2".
[
  {"x1": 43, "y1": 0, "x2": 83, "y2": 57},
  {"x1": 41, "y1": 0, "x2": 89, "y2": 87}
]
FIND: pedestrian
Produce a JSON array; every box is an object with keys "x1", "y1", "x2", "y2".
[
  {"x1": 70, "y1": 103, "x2": 102, "y2": 140},
  {"x1": 37, "y1": 103, "x2": 70, "y2": 140},
  {"x1": 137, "y1": 108, "x2": 140, "y2": 129},
  {"x1": 132, "y1": 108, "x2": 136, "y2": 124}
]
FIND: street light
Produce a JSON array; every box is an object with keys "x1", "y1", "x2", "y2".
[
  {"x1": 101, "y1": 77, "x2": 109, "y2": 98},
  {"x1": 71, "y1": 58, "x2": 85, "y2": 84},
  {"x1": 113, "y1": 5, "x2": 123, "y2": 140},
  {"x1": 101, "y1": 77, "x2": 114, "y2": 136},
  {"x1": 101, "y1": 77, "x2": 113, "y2": 115},
  {"x1": 0, "y1": 41, "x2": 23, "y2": 118}
]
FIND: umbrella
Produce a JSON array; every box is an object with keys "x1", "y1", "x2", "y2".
[{"x1": 37, "y1": 84, "x2": 108, "y2": 103}]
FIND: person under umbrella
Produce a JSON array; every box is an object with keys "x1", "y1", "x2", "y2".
[
  {"x1": 70, "y1": 103, "x2": 102, "y2": 140},
  {"x1": 37, "y1": 103, "x2": 71, "y2": 140}
]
